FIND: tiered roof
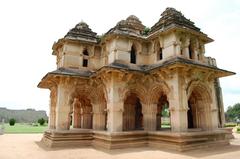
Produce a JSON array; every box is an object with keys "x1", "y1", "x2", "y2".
[
  {"x1": 64, "y1": 22, "x2": 98, "y2": 43},
  {"x1": 106, "y1": 15, "x2": 145, "y2": 37},
  {"x1": 150, "y1": 7, "x2": 201, "y2": 34}
]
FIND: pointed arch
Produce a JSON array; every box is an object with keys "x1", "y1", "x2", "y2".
[
  {"x1": 154, "y1": 40, "x2": 163, "y2": 61},
  {"x1": 82, "y1": 49, "x2": 89, "y2": 67},
  {"x1": 186, "y1": 80, "x2": 213, "y2": 130},
  {"x1": 130, "y1": 45, "x2": 136, "y2": 64}
]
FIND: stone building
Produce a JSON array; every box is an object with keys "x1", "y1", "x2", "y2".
[{"x1": 38, "y1": 8, "x2": 235, "y2": 151}]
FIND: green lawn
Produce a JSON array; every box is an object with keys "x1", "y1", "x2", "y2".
[{"x1": 3, "y1": 123, "x2": 47, "y2": 133}]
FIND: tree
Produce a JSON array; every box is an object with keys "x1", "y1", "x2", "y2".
[
  {"x1": 38, "y1": 118, "x2": 45, "y2": 126},
  {"x1": 161, "y1": 103, "x2": 170, "y2": 117},
  {"x1": 142, "y1": 27, "x2": 150, "y2": 36},
  {"x1": 225, "y1": 103, "x2": 240, "y2": 122},
  {"x1": 9, "y1": 118, "x2": 16, "y2": 126}
]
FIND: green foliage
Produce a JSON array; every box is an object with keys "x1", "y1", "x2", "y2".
[
  {"x1": 224, "y1": 123, "x2": 237, "y2": 127},
  {"x1": 32, "y1": 123, "x2": 38, "y2": 127},
  {"x1": 237, "y1": 127, "x2": 240, "y2": 132},
  {"x1": 161, "y1": 121, "x2": 170, "y2": 126},
  {"x1": 161, "y1": 103, "x2": 170, "y2": 117},
  {"x1": 38, "y1": 118, "x2": 45, "y2": 126},
  {"x1": 96, "y1": 34, "x2": 104, "y2": 43},
  {"x1": 225, "y1": 103, "x2": 240, "y2": 122},
  {"x1": 9, "y1": 118, "x2": 16, "y2": 126},
  {"x1": 142, "y1": 27, "x2": 150, "y2": 36}
]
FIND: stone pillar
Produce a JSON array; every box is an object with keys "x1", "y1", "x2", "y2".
[
  {"x1": 72, "y1": 98, "x2": 81, "y2": 128},
  {"x1": 214, "y1": 79, "x2": 225, "y2": 128},
  {"x1": 48, "y1": 88, "x2": 57, "y2": 129},
  {"x1": 92, "y1": 102, "x2": 106, "y2": 130},
  {"x1": 175, "y1": 41, "x2": 182, "y2": 56},
  {"x1": 182, "y1": 38, "x2": 190, "y2": 58},
  {"x1": 55, "y1": 83, "x2": 71, "y2": 131},
  {"x1": 49, "y1": 105, "x2": 56, "y2": 129},
  {"x1": 156, "y1": 105, "x2": 162, "y2": 130},
  {"x1": 82, "y1": 106, "x2": 92, "y2": 129},
  {"x1": 107, "y1": 100, "x2": 123, "y2": 132},
  {"x1": 209, "y1": 81, "x2": 220, "y2": 130},
  {"x1": 123, "y1": 104, "x2": 135, "y2": 131},
  {"x1": 104, "y1": 72, "x2": 125, "y2": 132},
  {"x1": 142, "y1": 104, "x2": 157, "y2": 131},
  {"x1": 168, "y1": 72, "x2": 188, "y2": 132}
]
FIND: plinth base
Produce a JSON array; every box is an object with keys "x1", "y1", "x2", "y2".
[{"x1": 41, "y1": 128, "x2": 232, "y2": 151}]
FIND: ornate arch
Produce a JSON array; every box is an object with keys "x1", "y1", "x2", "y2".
[
  {"x1": 119, "y1": 83, "x2": 147, "y2": 105},
  {"x1": 186, "y1": 80, "x2": 212, "y2": 103},
  {"x1": 148, "y1": 81, "x2": 170, "y2": 104},
  {"x1": 129, "y1": 40, "x2": 142, "y2": 54}
]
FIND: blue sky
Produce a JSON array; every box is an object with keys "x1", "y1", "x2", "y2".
[{"x1": 0, "y1": 0, "x2": 239, "y2": 113}]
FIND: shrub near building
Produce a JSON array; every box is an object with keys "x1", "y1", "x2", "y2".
[
  {"x1": 38, "y1": 118, "x2": 45, "y2": 126},
  {"x1": 9, "y1": 118, "x2": 16, "y2": 126}
]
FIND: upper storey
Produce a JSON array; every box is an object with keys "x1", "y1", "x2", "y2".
[{"x1": 52, "y1": 8, "x2": 217, "y2": 71}]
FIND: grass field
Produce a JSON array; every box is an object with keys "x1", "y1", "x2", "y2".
[{"x1": 3, "y1": 123, "x2": 47, "y2": 133}]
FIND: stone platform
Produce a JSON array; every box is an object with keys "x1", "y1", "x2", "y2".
[{"x1": 41, "y1": 129, "x2": 233, "y2": 151}]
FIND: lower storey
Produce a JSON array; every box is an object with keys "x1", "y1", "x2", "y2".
[{"x1": 41, "y1": 128, "x2": 233, "y2": 151}]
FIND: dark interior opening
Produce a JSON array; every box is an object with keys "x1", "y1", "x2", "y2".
[
  {"x1": 189, "y1": 44, "x2": 193, "y2": 59},
  {"x1": 83, "y1": 49, "x2": 89, "y2": 56},
  {"x1": 83, "y1": 59, "x2": 88, "y2": 67},
  {"x1": 158, "y1": 48, "x2": 163, "y2": 60},
  {"x1": 135, "y1": 98, "x2": 143, "y2": 130},
  {"x1": 130, "y1": 46, "x2": 136, "y2": 64},
  {"x1": 187, "y1": 101, "x2": 194, "y2": 128}
]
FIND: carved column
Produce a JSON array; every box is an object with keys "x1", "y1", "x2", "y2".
[
  {"x1": 123, "y1": 104, "x2": 135, "y2": 131},
  {"x1": 55, "y1": 82, "x2": 72, "y2": 131},
  {"x1": 142, "y1": 103, "x2": 157, "y2": 131},
  {"x1": 108, "y1": 86, "x2": 124, "y2": 131},
  {"x1": 101, "y1": 72, "x2": 125, "y2": 132},
  {"x1": 209, "y1": 81, "x2": 219, "y2": 130},
  {"x1": 92, "y1": 102, "x2": 106, "y2": 130},
  {"x1": 168, "y1": 72, "x2": 188, "y2": 132},
  {"x1": 72, "y1": 98, "x2": 81, "y2": 128},
  {"x1": 156, "y1": 105, "x2": 162, "y2": 130},
  {"x1": 182, "y1": 38, "x2": 190, "y2": 58},
  {"x1": 82, "y1": 106, "x2": 92, "y2": 129},
  {"x1": 49, "y1": 87, "x2": 57, "y2": 129},
  {"x1": 107, "y1": 94, "x2": 123, "y2": 132}
]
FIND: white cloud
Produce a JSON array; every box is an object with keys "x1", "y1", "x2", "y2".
[{"x1": 0, "y1": 0, "x2": 238, "y2": 112}]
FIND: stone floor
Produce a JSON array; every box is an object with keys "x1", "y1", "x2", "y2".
[{"x1": 0, "y1": 133, "x2": 240, "y2": 159}]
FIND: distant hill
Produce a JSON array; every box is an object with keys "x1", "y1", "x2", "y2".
[{"x1": 0, "y1": 107, "x2": 48, "y2": 123}]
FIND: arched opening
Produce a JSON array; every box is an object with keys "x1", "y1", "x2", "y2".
[
  {"x1": 72, "y1": 98, "x2": 81, "y2": 128},
  {"x1": 83, "y1": 49, "x2": 89, "y2": 56},
  {"x1": 187, "y1": 87, "x2": 212, "y2": 130},
  {"x1": 156, "y1": 94, "x2": 171, "y2": 130},
  {"x1": 72, "y1": 96, "x2": 93, "y2": 129},
  {"x1": 130, "y1": 45, "x2": 136, "y2": 64},
  {"x1": 82, "y1": 49, "x2": 89, "y2": 67},
  {"x1": 189, "y1": 42, "x2": 193, "y2": 59},
  {"x1": 157, "y1": 48, "x2": 163, "y2": 60},
  {"x1": 123, "y1": 93, "x2": 143, "y2": 131}
]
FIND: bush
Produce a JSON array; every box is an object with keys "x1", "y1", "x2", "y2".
[
  {"x1": 237, "y1": 127, "x2": 240, "y2": 132},
  {"x1": 9, "y1": 118, "x2": 16, "y2": 126},
  {"x1": 32, "y1": 123, "x2": 38, "y2": 127},
  {"x1": 38, "y1": 118, "x2": 45, "y2": 126},
  {"x1": 224, "y1": 123, "x2": 237, "y2": 127}
]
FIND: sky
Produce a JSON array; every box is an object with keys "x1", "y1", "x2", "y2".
[{"x1": 0, "y1": 0, "x2": 239, "y2": 113}]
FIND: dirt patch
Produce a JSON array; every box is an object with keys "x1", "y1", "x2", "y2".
[{"x1": 0, "y1": 133, "x2": 240, "y2": 159}]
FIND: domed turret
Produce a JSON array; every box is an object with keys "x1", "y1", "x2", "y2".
[
  {"x1": 64, "y1": 21, "x2": 97, "y2": 43},
  {"x1": 150, "y1": 7, "x2": 201, "y2": 34},
  {"x1": 107, "y1": 15, "x2": 145, "y2": 36}
]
